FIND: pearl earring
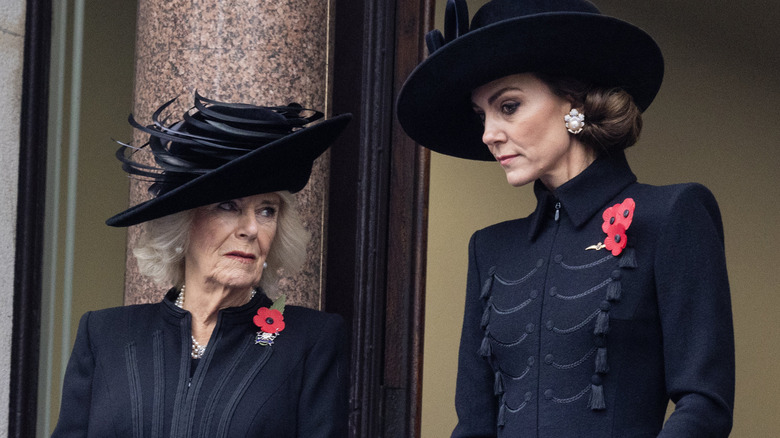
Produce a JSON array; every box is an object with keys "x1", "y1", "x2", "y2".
[
  {"x1": 263, "y1": 261, "x2": 268, "y2": 269},
  {"x1": 174, "y1": 247, "x2": 183, "y2": 254},
  {"x1": 565, "y1": 109, "x2": 585, "y2": 134}
]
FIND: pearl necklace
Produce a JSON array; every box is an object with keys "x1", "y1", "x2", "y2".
[{"x1": 175, "y1": 284, "x2": 257, "y2": 359}]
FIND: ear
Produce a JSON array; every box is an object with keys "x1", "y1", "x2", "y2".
[
  {"x1": 564, "y1": 95, "x2": 581, "y2": 110},
  {"x1": 560, "y1": 97, "x2": 577, "y2": 117}
]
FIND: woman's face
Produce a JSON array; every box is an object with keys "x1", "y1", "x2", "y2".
[
  {"x1": 471, "y1": 73, "x2": 590, "y2": 189},
  {"x1": 185, "y1": 193, "x2": 280, "y2": 291}
]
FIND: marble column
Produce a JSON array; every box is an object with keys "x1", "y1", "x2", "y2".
[{"x1": 124, "y1": 0, "x2": 335, "y2": 308}]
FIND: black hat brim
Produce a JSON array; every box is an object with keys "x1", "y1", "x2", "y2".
[
  {"x1": 397, "y1": 12, "x2": 664, "y2": 161},
  {"x1": 106, "y1": 113, "x2": 352, "y2": 227}
]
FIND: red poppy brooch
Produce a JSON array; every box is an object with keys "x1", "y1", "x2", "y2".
[
  {"x1": 253, "y1": 295, "x2": 286, "y2": 346},
  {"x1": 587, "y1": 198, "x2": 635, "y2": 256}
]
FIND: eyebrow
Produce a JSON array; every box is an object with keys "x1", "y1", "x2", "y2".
[
  {"x1": 487, "y1": 87, "x2": 523, "y2": 105},
  {"x1": 236, "y1": 197, "x2": 280, "y2": 208},
  {"x1": 472, "y1": 86, "x2": 524, "y2": 109}
]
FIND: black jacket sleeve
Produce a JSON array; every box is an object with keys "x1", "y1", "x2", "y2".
[
  {"x1": 655, "y1": 184, "x2": 734, "y2": 437},
  {"x1": 52, "y1": 312, "x2": 95, "y2": 437},
  {"x1": 297, "y1": 312, "x2": 350, "y2": 437}
]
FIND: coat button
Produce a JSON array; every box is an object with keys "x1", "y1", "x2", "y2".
[
  {"x1": 544, "y1": 389, "x2": 553, "y2": 400},
  {"x1": 546, "y1": 320, "x2": 554, "y2": 331},
  {"x1": 536, "y1": 258, "x2": 545, "y2": 268},
  {"x1": 527, "y1": 356, "x2": 535, "y2": 366},
  {"x1": 525, "y1": 392, "x2": 532, "y2": 401},
  {"x1": 611, "y1": 270, "x2": 621, "y2": 280},
  {"x1": 530, "y1": 289, "x2": 538, "y2": 299},
  {"x1": 549, "y1": 286, "x2": 557, "y2": 297},
  {"x1": 544, "y1": 354, "x2": 554, "y2": 364},
  {"x1": 526, "y1": 323, "x2": 535, "y2": 333},
  {"x1": 554, "y1": 254, "x2": 563, "y2": 263}
]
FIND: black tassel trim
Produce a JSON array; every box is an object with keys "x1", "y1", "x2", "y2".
[
  {"x1": 619, "y1": 247, "x2": 637, "y2": 268},
  {"x1": 594, "y1": 309, "x2": 610, "y2": 335},
  {"x1": 606, "y1": 280, "x2": 621, "y2": 301},
  {"x1": 479, "y1": 335, "x2": 492, "y2": 358},
  {"x1": 480, "y1": 304, "x2": 491, "y2": 330},
  {"x1": 497, "y1": 402, "x2": 506, "y2": 428},
  {"x1": 588, "y1": 376, "x2": 606, "y2": 411},
  {"x1": 494, "y1": 371, "x2": 504, "y2": 395},
  {"x1": 595, "y1": 347, "x2": 609, "y2": 373},
  {"x1": 583, "y1": 243, "x2": 633, "y2": 412},
  {"x1": 480, "y1": 267, "x2": 495, "y2": 300}
]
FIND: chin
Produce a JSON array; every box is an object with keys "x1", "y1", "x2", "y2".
[
  {"x1": 217, "y1": 273, "x2": 261, "y2": 290},
  {"x1": 505, "y1": 174, "x2": 534, "y2": 187}
]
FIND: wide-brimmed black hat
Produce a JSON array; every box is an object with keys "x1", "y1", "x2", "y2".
[
  {"x1": 106, "y1": 93, "x2": 351, "y2": 227},
  {"x1": 396, "y1": 0, "x2": 664, "y2": 161}
]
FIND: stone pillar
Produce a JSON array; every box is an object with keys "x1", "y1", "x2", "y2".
[{"x1": 124, "y1": 0, "x2": 334, "y2": 308}]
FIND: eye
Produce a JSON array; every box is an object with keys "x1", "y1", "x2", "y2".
[
  {"x1": 217, "y1": 201, "x2": 237, "y2": 211},
  {"x1": 257, "y1": 206, "x2": 277, "y2": 219},
  {"x1": 500, "y1": 101, "x2": 520, "y2": 115}
]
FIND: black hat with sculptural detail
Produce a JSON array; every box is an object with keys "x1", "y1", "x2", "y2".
[{"x1": 107, "y1": 92, "x2": 351, "y2": 227}]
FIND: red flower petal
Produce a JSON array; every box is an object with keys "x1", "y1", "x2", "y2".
[
  {"x1": 615, "y1": 198, "x2": 635, "y2": 228},
  {"x1": 252, "y1": 314, "x2": 264, "y2": 327},
  {"x1": 602, "y1": 205, "x2": 618, "y2": 233},
  {"x1": 604, "y1": 223, "x2": 628, "y2": 256},
  {"x1": 254, "y1": 307, "x2": 285, "y2": 333},
  {"x1": 601, "y1": 198, "x2": 635, "y2": 234}
]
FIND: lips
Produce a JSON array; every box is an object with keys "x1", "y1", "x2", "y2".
[
  {"x1": 225, "y1": 251, "x2": 257, "y2": 262},
  {"x1": 496, "y1": 154, "x2": 519, "y2": 166}
]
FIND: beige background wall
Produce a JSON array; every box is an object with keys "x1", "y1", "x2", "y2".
[{"x1": 422, "y1": 1, "x2": 780, "y2": 437}]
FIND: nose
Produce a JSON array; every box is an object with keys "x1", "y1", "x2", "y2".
[
  {"x1": 481, "y1": 116, "x2": 505, "y2": 150},
  {"x1": 236, "y1": 211, "x2": 258, "y2": 239}
]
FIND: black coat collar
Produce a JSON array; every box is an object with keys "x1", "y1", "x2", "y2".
[
  {"x1": 528, "y1": 151, "x2": 637, "y2": 240},
  {"x1": 162, "y1": 287, "x2": 274, "y2": 326}
]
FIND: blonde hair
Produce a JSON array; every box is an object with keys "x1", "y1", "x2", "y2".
[{"x1": 133, "y1": 191, "x2": 310, "y2": 293}]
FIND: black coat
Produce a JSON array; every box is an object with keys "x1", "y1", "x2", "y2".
[
  {"x1": 52, "y1": 289, "x2": 349, "y2": 437},
  {"x1": 453, "y1": 153, "x2": 734, "y2": 437}
]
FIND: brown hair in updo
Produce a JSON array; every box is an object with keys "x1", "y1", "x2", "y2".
[{"x1": 536, "y1": 73, "x2": 643, "y2": 154}]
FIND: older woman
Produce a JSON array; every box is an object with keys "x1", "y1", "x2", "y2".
[
  {"x1": 398, "y1": 0, "x2": 734, "y2": 437},
  {"x1": 52, "y1": 94, "x2": 351, "y2": 437}
]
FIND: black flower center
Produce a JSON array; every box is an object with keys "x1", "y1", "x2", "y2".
[{"x1": 266, "y1": 317, "x2": 274, "y2": 324}]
